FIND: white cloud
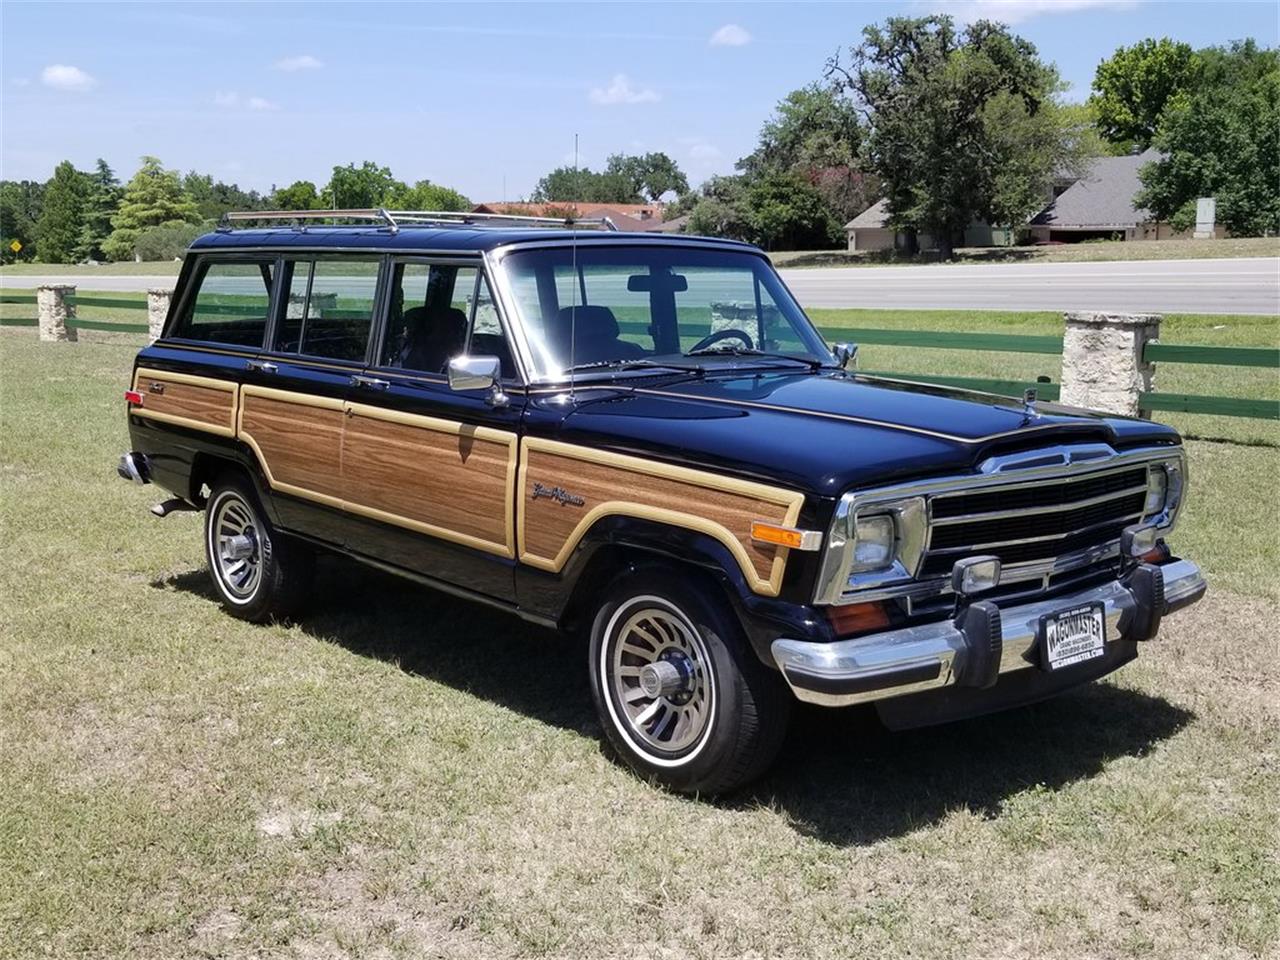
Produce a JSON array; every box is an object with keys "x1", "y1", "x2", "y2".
[
  {"x1": 214, "y1": 91, "x2": 279, "y2": 111},
  {"x1": 275, "y1": 54, "x2": 323, "y2": 71},
  {"x1": 12, "y1": 78, "x2": 31, "y2": 87},
  {"x1": 689, "y1": 143, "x2": 723, "y2": 162},
  {"x1": 41, "y1": 64, "x2": 96, "y2": 92},
  {"x1": 709, "y1": 24, "x2": 752, "y2": 47},
  {"x1": 936, "y1": 0, "x2": 1137, "y2": 25},
  {"x1": 589, "y1": 74, "x2": 660, "y2": 106}
]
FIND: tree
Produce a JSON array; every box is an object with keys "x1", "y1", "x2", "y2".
[
  {"x1": 271, "y1": 180, "x2": 319, "y2": 210},
  {"x1": 1089, "y1": 38, "x2": 1197, "y2": 149},
  {"x1": 104, "y1": 156, "x2": 200, "y2": 261},
  {"x1": 75, "y1": 159, "x2": 121, "y2": 262},
  {"x1": 827, "y1": 15, "x2": 1089, "y2": 259},
  {"x1": 744, "y1": 172, "x2": 839, "y2": 250},
  {"x1": 0, "y1": 179, "x2": 44, "y2": 263},
  {"x1": 383, "y1": 179, "x2": 470, "y2": 211},
  {"x1": 1137, "y1": 40, "x2": 1280, "y2": 236},
  {"x1": 686, "y1": 176, "x2": 753, "y2": 241},
  {"x1": 182, "y1": 172, "x2": 267, "y2": 221},
  {"x1": 34, "y1": 161, "x2": 90, "y2": 263},
  {"x1": 319, "y1": 161, "x2": 401, "y2": 209},
  {"x1": 531, "y1": 165, "x2": 640, "y2": 204},
  {"x1": 605, "y1": 152, "x2": 689, "y2": 201},
  {"x1": 738, "y1": 83, "x2": 873, "y2": 229}
]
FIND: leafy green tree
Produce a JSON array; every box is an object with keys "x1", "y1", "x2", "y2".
[
  {"x1": 1089, "y1": 38, "x2": 1197, "y2": 149},
  {"x1": 738, "y1": 83, "x2": 872, "y2": 228},
  {"x1": 133, "y1": 222, "x2": 209, "y2": 261},
  {"x1": 75, "y1": 159, "x2": 121, "y2": 262},
  {"x1": 182, "y1": 172, "x2": 267, "y2": 221},
  {"x1": 1137, "y1": 40, "x2": 1280, "y2": 236},
  {"x1": 0, "y1": 179, "x2": 44, "y2": 263},
  {"x1": 35, "y1": 161, "x2": 90, "y2": 263},
  {"x1": 828, "y1": 15, "x2": 1088, "y2": 259},
  {"x1": 686, "y1": 176, "x2": 753, "y2": 241},
  {"x1": 319, "y1": 162, "x2": 402, "y2": 209},
  {"x1": 531, "y1": 165, "x2": 640, "y2": 204},
  {"x1": 271, "y1": 180, "x2": 319, "y2": 210},
  {"x1": 745, "y1": 172, "x2": 839, "y2": 250},
  {"x1": 104, "y1": 156, "x2": 200, "y2": 261},
  {"x1": 383, "y1": 179, "x2": 470, "y2": 211},
  {"x1": 605, "y1": 152, "x2": 689, "y2": 202}
]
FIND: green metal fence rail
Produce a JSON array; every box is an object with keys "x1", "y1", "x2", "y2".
[{"x1": 3, "y1": 288, "x2": 1276, "y2": 420}]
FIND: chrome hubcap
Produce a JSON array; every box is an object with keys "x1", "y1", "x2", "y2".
[
  {"x1": 211, "y1": 495, "x2": 263, "y2": 600},
  {"x1": 610, "y1": 605, "x2": 713, "y2": 756}
]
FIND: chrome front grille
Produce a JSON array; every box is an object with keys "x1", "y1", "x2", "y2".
[{"x1": 920, "y1": 467, "x2": 1149, "y2": 577}]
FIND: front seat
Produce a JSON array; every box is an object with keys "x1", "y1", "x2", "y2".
[
  {"x1": 553, "y1": 305, "x2": 646, "y2": 365},
  {"x1": 402, "y1": 306, "x2": 467, "y2": 374}
]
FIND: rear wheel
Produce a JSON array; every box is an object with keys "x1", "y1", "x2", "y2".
[
  {"x1": 588, "y1": 571, "x2": 790, "y2": 795},
  {"x1": 204, "y1": 473, "x2": 312, "y2": 622}
]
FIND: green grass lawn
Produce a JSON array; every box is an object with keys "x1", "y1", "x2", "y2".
[
  {"x1": 773, "y1": 236, "x2": 1280, "y2": 268},
  {"x1": 1, "y1": 332, "x2": 1278, "y2": 959}
]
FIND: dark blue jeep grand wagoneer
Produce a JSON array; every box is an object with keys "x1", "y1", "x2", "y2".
[{"x1": 119, "y1": 209, "x2": 1205, "y2": 793}]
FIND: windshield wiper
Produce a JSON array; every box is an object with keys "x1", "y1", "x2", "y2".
[
  {"x1": 684, "y1": 346, "x2": 828, "y2": 371},
  {"x1": 564, "y1": 358, "x2": 706, "y2": 376}
]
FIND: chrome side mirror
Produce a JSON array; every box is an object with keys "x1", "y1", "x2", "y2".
[
  {"x1": 833, "y1": 342, "x2": 858, "y2": 370},
  {"x1": 447, "y1": 355, "x2": 508, "y2": 407}
]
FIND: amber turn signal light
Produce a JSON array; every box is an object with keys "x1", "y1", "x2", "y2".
[
  {"x1": 124, "y1": 390, "x2": 144, "y2": 406},
  {"x1": 826, "y1": 601, "x2": 891, "y2": 636},
  {"x1": 750, "y1": 521, "x2": 822, "y2": 551}
]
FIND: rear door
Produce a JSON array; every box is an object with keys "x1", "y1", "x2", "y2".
[
  {"x1": 339, "y1": 257, "x2": 524, "y2": 601},
  {"x1": 237, "y1": 254, "x2": 385, "y2": 544}
]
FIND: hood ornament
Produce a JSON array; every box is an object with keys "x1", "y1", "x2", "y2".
[{"x1": 1021, "y1": 387, "x2": 1039, "y2": 420}]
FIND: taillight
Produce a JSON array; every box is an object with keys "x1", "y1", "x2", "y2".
[{"x1": 124, "y1": 389, "x2": 144, "y2": 406}]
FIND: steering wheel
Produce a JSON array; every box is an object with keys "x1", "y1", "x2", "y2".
[{"x1": 689, "y1": 328, "x2": 753, "y2": 352}]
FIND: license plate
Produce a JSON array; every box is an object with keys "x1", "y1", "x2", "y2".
[{"x1": 1040, "y1": 602, "x2": 1106, "y2": 671}]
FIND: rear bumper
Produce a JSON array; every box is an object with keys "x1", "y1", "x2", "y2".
[{"x1": 771, "y1": 559, "x2": 1205, "y2": 708}]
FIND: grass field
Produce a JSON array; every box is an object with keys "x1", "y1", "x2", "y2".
[
  {"x1": 772, "y1": 236, "x2": 1280, "y2": 268},
  {"x1": 1, "y1": 331, "x2": 1278, "y2": 959}
]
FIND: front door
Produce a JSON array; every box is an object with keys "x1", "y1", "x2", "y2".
[{"x1": 339, "y1": 259, "x2": 525, "y2": 601}]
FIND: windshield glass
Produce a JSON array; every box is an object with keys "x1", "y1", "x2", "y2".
[{"x1": 498, "y1": 245, "x2": 831, "y2": 381}]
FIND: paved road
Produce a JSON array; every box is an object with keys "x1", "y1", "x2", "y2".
[
  {"x1": 4, "y1": 256, "x2": 1278, "y2": 315},
  {"x1": 779, "y1": 257, "x2": 1279, "y2": 315}
]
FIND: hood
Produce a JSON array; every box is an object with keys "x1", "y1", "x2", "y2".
[{"x1": 548, "y1": 370, "x2": 1180, "y2": 498}]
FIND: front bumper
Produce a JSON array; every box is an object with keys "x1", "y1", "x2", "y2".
[{"x1": 772, "y1": 559, "x2": 1206, "y2": 707}]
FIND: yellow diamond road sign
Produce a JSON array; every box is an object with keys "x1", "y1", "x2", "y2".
[{"x1": 8, "y1": 239, "x2": 20, "y2": 253}]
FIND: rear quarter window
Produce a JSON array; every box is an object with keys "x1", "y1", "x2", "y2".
[{"x1": 172, "y1": 260, "x2": 274, "y2": 347}]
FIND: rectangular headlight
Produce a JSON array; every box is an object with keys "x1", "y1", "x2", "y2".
[
  {"x1": 852, "y1": 514, "x2": 896, "y2": 572},
  {"x1": 1144, "y1": 465, "x2": 1168, "y2": 516}
]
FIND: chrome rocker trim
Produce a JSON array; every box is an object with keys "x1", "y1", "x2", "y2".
[{"x1": 772, "y1": 558, "x2": 1205, "y2": 707}]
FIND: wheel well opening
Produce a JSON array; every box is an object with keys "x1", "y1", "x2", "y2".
[{"x1": 188, "y1": 452, "x2": 249, "y2": 506}]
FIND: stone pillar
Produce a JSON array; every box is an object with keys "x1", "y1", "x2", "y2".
[
  {"x1": 147, "y1": 288, "x2": 174, "y2": 342},
  {"x1": 1060, "y1": 312, "x2": 1161, "y2": 417},
  {"x1": 36, "y1": 284, "x2": 77, "y2": 342}
]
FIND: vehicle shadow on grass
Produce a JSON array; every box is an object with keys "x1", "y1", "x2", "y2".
[{"x1": 155, "y1": 557, "x2": 1195, "y2": 847}]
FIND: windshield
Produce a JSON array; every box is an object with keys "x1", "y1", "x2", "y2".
[{"x1": 497, "y1": 245, "x2": 832, "y2": 381}]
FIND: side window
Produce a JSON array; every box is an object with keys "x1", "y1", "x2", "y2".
[
  {"x1": 379, "y1": 262, "x2": 514, "y2": 378},
  {"x1": 272, "y1": 258, "x2": 380, "y2": 362},
  {"x1": 173, "y1": 260, "x2": 273, "y2": 346}
]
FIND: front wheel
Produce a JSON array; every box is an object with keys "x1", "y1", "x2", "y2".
[
  {"x1": 588, "y1": 572, "x2": 790, "y2": 795},
  {"x1": 204, "y1": 473, "x2": 313, "y2": 622}
]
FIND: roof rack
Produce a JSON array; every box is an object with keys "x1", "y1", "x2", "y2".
[{"x1": 216, "y1": 208, "x2": 619, "y2": 234}]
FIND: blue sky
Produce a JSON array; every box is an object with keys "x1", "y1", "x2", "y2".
[{"x1": 2, "y1": 1, "x2": 1277, "y2": 203}]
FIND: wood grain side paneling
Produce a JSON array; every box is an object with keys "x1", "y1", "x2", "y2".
[
  {"x1": 343, "y1": 403, "x2": 516, "y2": 556},
  {"x1": 518, "y1": 438, "x2": 805, "y2": 596},
  {"x1": 238, "y1": 386, "x2": 344, "y2": 505},
  {"x1": 131, "y1": 368, "x2": 237, "y2": 436}
]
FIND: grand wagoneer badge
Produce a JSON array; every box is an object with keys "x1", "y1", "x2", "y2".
[{"x1": 532, "y1": 482, "x2": 585, "y2": 507}]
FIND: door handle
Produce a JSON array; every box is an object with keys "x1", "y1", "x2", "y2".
[
  {"x1": 350, "y1": 374, "x2": 390, "y2": 391},
  {"x1": 246, "y1": 360, "x2": 278, "y2": 374}
]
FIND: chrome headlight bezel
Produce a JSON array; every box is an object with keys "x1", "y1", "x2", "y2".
[{"x1": 815, "y1": 494, "x2": 927, "y2": 603}]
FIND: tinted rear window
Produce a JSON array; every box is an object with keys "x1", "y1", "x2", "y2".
[{"x1": 172, "y1": 260, "x2": 273, "y2": 347}]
